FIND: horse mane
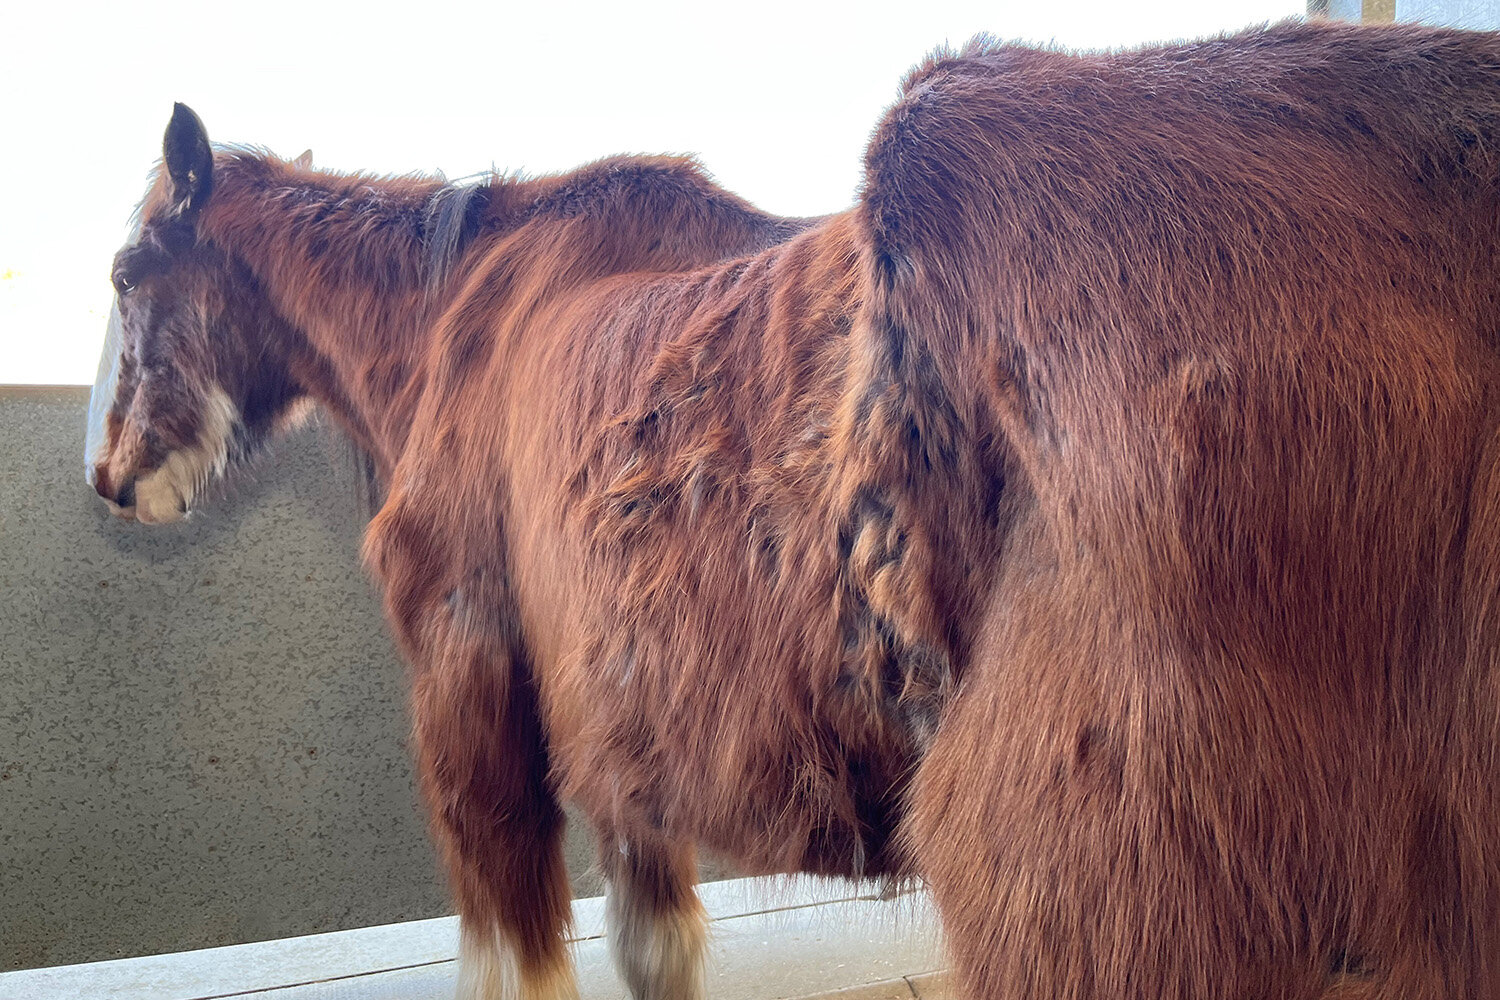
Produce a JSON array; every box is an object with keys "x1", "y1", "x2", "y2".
[{"x1": 423, "y1": 179, "x2": 493, "y2": 295}]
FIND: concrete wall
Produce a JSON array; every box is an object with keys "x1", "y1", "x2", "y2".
[{"x1": 0, "y1": 387, "x2": 604, "y2": 971}]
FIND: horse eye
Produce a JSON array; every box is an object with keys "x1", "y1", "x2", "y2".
[{"x1": 113, "y1": 273, "x2": 136, "y2": 296}]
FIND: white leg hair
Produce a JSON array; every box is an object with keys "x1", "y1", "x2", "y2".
[
  {"x1": 605, "y1": 877, "x2": 709, "y2": 1000},
  {"x1": 457, "y1": 922, "x2": 579, "y2": 1000}
]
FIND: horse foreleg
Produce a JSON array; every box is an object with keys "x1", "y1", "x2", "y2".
[
  {"x1": 598, "y1": 831, "x2": 708, "y2": 1000},
  {"x1": 412, "y1": 640, "x2": 577, "y2": 1000}
]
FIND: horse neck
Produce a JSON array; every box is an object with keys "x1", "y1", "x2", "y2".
[{"x1": 200, "y1": 155, "x2": 462, "y2": 474}]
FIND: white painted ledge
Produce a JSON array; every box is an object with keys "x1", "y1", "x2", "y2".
[{"x1": 1, "y1": 877, "x2": 951, "y2": 1000}]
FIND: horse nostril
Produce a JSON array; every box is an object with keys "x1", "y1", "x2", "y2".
[
  {"x1": 114, "y1": 479, "x2": 136, "y2": 508},
  {"x1": 91, "y1": 467, "x2": 117, "y2": 503}
]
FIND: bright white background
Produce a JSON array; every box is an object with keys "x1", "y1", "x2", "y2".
[{"x1": 0, "y1": 0, "x2": 1301, "y2": 385}]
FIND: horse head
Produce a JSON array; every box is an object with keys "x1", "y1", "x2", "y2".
[{"x1": 86, "y1": 104, "x2": 306, "y2": 523}]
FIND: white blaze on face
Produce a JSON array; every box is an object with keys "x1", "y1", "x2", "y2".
[
  {"x1": 131, "y1": 386, "x2": 239, "y2": 524},
  {"x1": 89, "y1": 212, "x2": 144, "y2": 484},
  {"x1": 85, "y1": 297, "x2": 124, "y2": 484}
]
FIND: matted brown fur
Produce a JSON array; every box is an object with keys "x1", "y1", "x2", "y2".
[{"x1": 89, "y1": 20, "x2": 1500, "y2": 1000}]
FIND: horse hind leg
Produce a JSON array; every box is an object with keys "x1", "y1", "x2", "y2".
[
  {"x1": 411, "y1": 634, "x2": 578, "y2": 1000},
  {"x1": 598, "y1": 831, "x2": 708, "y2": 1000}
]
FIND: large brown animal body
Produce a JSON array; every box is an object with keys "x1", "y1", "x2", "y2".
[{"x1": 87, "y1": 20, "x2": 1500, "y2": 1000}]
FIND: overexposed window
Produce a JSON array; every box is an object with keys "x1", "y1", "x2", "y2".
[{"x1": 0, "y1": 0, "x2": 1301, "y2": 385}]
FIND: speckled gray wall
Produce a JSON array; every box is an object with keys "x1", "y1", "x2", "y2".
[{"x1": 0, "y1": 387, "x2": 603, "y2": 971}]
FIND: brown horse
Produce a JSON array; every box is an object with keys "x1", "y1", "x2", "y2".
[{"x1": 87, "y1": 19, "x2": 1500, "y2": 1000}]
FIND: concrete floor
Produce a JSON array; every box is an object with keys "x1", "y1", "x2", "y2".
[{"x1": 0, "y1": 877, "x2": 951, "y2": 1000}]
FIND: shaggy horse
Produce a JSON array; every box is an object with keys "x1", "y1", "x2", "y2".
[{"x1": 87, "y1": 20, "x2": 1500, "y2": 1000}]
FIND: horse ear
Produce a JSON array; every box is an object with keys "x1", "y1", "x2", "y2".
[
  {"x1": 163, "y1": 103, "x2": 213, "y2": 220},
  {"x1": 292, "y1": 149, "x2": 314, "y2": 170}
]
